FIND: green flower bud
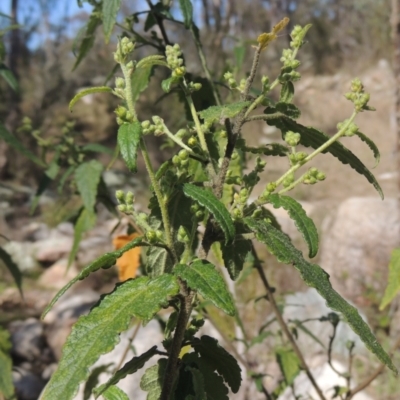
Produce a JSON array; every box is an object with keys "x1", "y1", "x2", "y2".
[
  {"x1": 138, "y1": 212, "x2": 148, "y2": 221},
  {"x1": 176, "y1": 128, "x2": 188, "y2": 139},
  {"x1": 195, "y1": 210, "x2": 204, "y2": 220},
  {"x1": 125, "y1": 191, "x2": 134, "y2": 205},
  {"x1": 141, "y1": 120, "x2": 151, "y2": 129},
  {"x1": 284, "y1": 131, "x2": 301, "y2": 146},
  {"x1": 232, "y1": 208, "x2": 243, "y2": 220},
  {"x1": 115, "y1": 190, "x2": 125, "y2": 203},
  {"x1": 190, "y1": 204, "x2": 199, "y2": 213},
  {"x1": 224, "y1": 72, "x2": 233, "y2": 80},
  {"x1": 266, "y1": 182, "x2": 276, "y2": 192},
  {"x1": 295, "y1": 152, "x2": 307, "y2": 162},
  {"x1": 192, "y1": 83, "x2": 202, "y2": 91},
  {"x1": 146, "y1": 230, "x2": 158, "y2": 243},
  {"x1": 172, "y1": 155, "x2": 181, "y2": 166},
  {"x1": 188, "y1": 137, "x2": 198, "y2": 147},
  {"x1": 178, "y1": 149, "x2": 189, "y2": 160},
  {"x1": 117, "y1": 204, "x2": 128, "y2": 213},
  {"x1": 115, "y1": 77, "x2": 125, "y2": 89},
  {"x1": 316, "y1": 172, "x2": 326, "y2": 181},
  {"x1": 228, "y1": 78, "x2": 237, "y2": 88}
]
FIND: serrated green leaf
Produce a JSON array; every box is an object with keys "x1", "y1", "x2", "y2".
[
  {"x1": 68, "y1": 207, "x2": 97, "y2": 267},
  {"x1": 41, "y1": 276, "x2": 178, "y2": 400},
  {"x1": 84, "y1": 363, "x2": 112, "y2": 400},
  {"x1": 239, "y1": 141, "x2": 289, "y2": 157},
  {"x1": 198, "y1": 101, "x2": 250, "y2": 126},
  {"x1": 175, "y1": 261, "x2": 235, "y2": 316},
  {"x1": 0, "y1": 327, "x2": 14, "y2": 400},
  {"x1": 102, "y1": 385, "x2": 129, "y2": 400},
  {"x1": 73, "y1": 9, "x2": 102, "y2": 70},
  {"x1": 131, "y1": 64, "x2": 154, "y2": 103},
  {"x1": 102, "y1": 0, "x2": 121, "y2": 43},
  {"x1": 279, "y1": 82, "x2": 294, "y2": 103},
  {"x1": 94, "y1": 346, "x2": 158, "y2": 398},
  {"x1": 0, "y1": 63, "x2": 18, "y2": 92},
  {"x1": 81, "y1": 143, "x2": 114, "y2": 155},
  {"x1": 221, "y1": 237, "x2": 252, "y2": 280},
  {"x1": 69, "y1": 86, "x2": 112, "y2": 111},
  {"x1": 145, "y1": 246, "x2": 173, "y2": 277},
  {"x1": 186, "y1": 366, "x2": 207, "y2": 400},
  {"x1": 0, "y1": 122, "x2": 46, "y2": 167},
  {"x1": 275, "y1": 102, "x2": 301, "y2": 119},
  {"x1": 182, "y1": 353, "x2": 229, "y2": 400},
  {"x1": 192, "y1": 335, "x2": 242, "y2": 393},
  {"x1": 273, "y1": 118, "x2": 383, "y2": 199},
  {"x1": 244, "y1": 217, "x2": 397, "y2": 374},
  {"x1": 118, "y1": 122, "x2": 142, "y2": 173},
  {"x1": 268, "y1": 194, "x2": 318, "y2": 258},
  {"x1": 178, "y1": 0, "x2": 193, "y2": 28},
  {"x1": 75, "y1": 160, "x2": 104, "y2": 211},
  {"x1": 140, "y1": 359, "x2": 167, "y2": 400},
  {"x1": 136, "y1": 55, "x2": 167, "y2": 69},
  {"x1": 183, "y1": 184, "x2": 235, "y2": 243},
  {"x1": 42, "y1": 236, "x2": 144, "y2": 319},
  {"x1": 275, "y1": 347, "x2": 301, "y2": 385},
  {"x1": 0, "y1": 246, "x2": 22, "y2": 297},
  {"x1": 354, "y1": 131, "x2": 380, "y2": 168},
  {"x1": 380, "y1": 248, "x2": 400, "y2": 310}
]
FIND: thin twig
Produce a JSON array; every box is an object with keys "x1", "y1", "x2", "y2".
[{"x1": 252, "y1": 247, "x2": 327, "y2": 400}]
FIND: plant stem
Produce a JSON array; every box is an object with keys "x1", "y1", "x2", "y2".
[
  {"x1": 140, "y1": 138, "x2": 177, "y2": 262},
  {"x1": 252, "y1": 247, "x2": 327, "y2": 400},
  {"x1": 160, "y1": 284, "x2": 194, "y2": 400}
]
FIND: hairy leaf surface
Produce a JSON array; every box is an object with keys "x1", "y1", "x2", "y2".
[
  {"x1": 380, "y1": 248, "x2": 400, "y2": 310},
  {"x1": 94, "y1": 346, "x2": 157, "y2": 398},
  {"x1": 41, "y1": 275, "x2": 178, "y2": 400},
  {"x1": 192, "y1": 335, "x2": 242, "y2": 393},
  {"x1": 0, "y1": 246, "x2": 23, "y2": 296},
  {"x1": 102, "y1": 0, "x2": 121, "y2": 43},
  {"x1": 102, "y1": 385, "x2": 129, "y2": 400},
  {"x1": 140, "y1": 359, "x2": 167, "y2": 400},
  {"x1": 75, "y1": 160, "x2": 104, "y2": 211},
  {"x1": 354, "y1": 131, "x2": 380, "y2": 168},
  {"x1": 0, "y1": 122, "x2": 46, "y2": 167},
  {"x1": 268, "y1": 194, "x2": 318, "y2": 258},
  {"x1": 175, "y1": 261, "x2": 235, "y2": 316},
  {"x1": 183, "y1": 184, "x2": 235, "y2": 243},
  {"x1": 244, "y1": 217, "x2": 397, "y2": 373},
  {"x1": 42, "y1": 236, "x2": 144, "y2": 319},
  {"x1": 221, "y1": 237, "x2": 252, "y2": 280},
  {"x1": 198, "y1": 101, "x2": 250, "y2": 125},
  {"x1": 279, "y1": 82, "x2": 294, "y2": 103},
  {"x1": 131, "y1": 65, "x2": 154, "y2": 103},
  {"x1": 69, "y1": 87, "x2": 112, "y2": 111},
  {"x1": 273, "y1": 118, "x2": 383, "y2": 198},
  {"x1": 118, "y1": 122, "x2": 142, "y2": 173}
]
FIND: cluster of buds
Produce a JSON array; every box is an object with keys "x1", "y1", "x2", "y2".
[
  {"x1": 280, "y1": 68, "x2": 301, "y2": 82},
  {"x1": 280, "y1": 49, "x2": 301, "y2": 70},
  {"x1": 141, "y1": 116, "x2": 165, "y2": 136},
  {"x1": 344, "y1": 78, "x2": 372, "y2": 112},
  {"x1": 177, "y1": 225, "x2": 190, "y2": 244},
  {"x1": 231, "y1": 188, "x2": 249, "y2": 220},
  {"x1": 337, "y1": 119, "x2": 359, "y2": 137},
  {"x1": 145, "y1": 229, "x2": 164, "y2": 244},
  {"x1": 224, "y1": 72, "x2": 237, "y2": 89},
  {"x1": 165, "y1": 44, "x2": 186, "y2": 78},
  {"x1": 282, "y1": 172, "x2": 295, "y2": 188},
  {"x1": 261, "y1": 76, "x2": 270, "y2": 93},
  {"x1": 289, "y1": 151, "x2": 307, "y2": 165},
  {"x1": 115, "y1": 105, "x2": 135, "y2": 125},
  {"x1": 114, "y1": 37, "x2": 135, "y2": 64},
  {"x1": 259, "y1": 182, "x2": 276, "y2": 201},
  {"x1": 303, "y1": 167, "x2": 325, "y2": 185},
  {"x1": 290, "y1": 25, "x2": 306, "y2": 49},
  {"x1": 116, "y1": 190, "x2": 135, "y2": 214},
  {"x1": 187, "y1": 81, "x2": 202, "y2": 92},
  {"x1": 225, "y1": 169, "x2": 242, "y2": 185},
  {"x1": 242, "y1": 156, "x2": 266, "y2": 187},
  {"x1": 113, "y1": 77, "x2": 126, "y2": 100},
  {"x1": 190, "y1": 202, "x2": 205, "y2": 221},
  {"x1": 284, "y1": 131, "x2": 301, "y2": 147},
  {"x1": 172, "y1": 149, "x2": 190, "y2": 171}
]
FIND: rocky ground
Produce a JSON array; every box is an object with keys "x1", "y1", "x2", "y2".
[{"x1": 1, "y1": 60, "x2": 399, "y2": 399}]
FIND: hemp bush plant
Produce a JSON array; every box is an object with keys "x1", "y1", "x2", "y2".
[{"x1": 2, "y1": 1, "x2": 398, "y2": 399}]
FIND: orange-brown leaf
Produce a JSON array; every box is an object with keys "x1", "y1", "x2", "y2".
[{"x1": 113, "y1": 233, "x2": 141, "y2": 281}]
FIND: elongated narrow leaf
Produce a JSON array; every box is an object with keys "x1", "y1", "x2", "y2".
[
  {"x1": 175, "y1": 261, "x2": 235, "y2": 316},
  {"x1": 0, "y1": 122, "x2": 46, "y2": 167},
  {"x1": 136, "y1": 55, "x2": 167, "y2": 69},
  {"x1": 118, "y1": 122, "x2": 142, "y2": 173},
  {"x1": 94, "y1": 346, "x2": 158, "y2": 398},
  {"x1": 0, "y1": 246, "x2": 22, "y2": 297},
  {"x1": 244, "y1": 217, "x2": 397, "y2": 374},
  {"x1": 273, "y1": 118, "x2": 383, "y2": 198},
  {"x1": 75, "y1": 160, "x2": 104, "y2": 211},
  {"x1": 192, "y1": 335, "x2": 242, "y2": 393},
  {"x1": 0, "y1": 63, "x2": 18, "y2": 92},
  {"x1": 279, "y1": 82, "x2": 294, "y2": 103},
  {"x1": 380, "y1": 248, "x2": 400, "y2": 310},
  {"x1": 0, "y1": 327, "x2": 14, "y2": 400},
  {"x1": 102, "y1": 0, "x2": 121, "y2": 43},
  {"x1": 69, "y1": 86, "x2": 112, "y2": 111},
  {"x1": 131, "y1": 65, "x2": 154, "y2": 103},
  {"x1": 354, "y1": 131, "x2": 380, "y2": 168},
  {"x1": 42, "y1": 236, "x2": 144, "y2": 319},
  {"x1": 268, "y1": 194, "x2": 318, "y2": 258},
  {"x1": 178, "y1": 0, "x2": 193, "y2": 28},
  {"x1": 140, "y1": 359, "x2": 167, "y2": 399},
  {"x1": 73, "y1": 10, "x2": 102, "y2": 70},
  {"x1": 102, "y1": 385, "x2": 129, "y2": 400},
  {"x1": 198, "y1": 101, "x2": 250, "y2": 126},
  {"x1": 41, "y1": 275, "x2": 178, "y2": 400},
  {"x1": 221, "y1": 237, "x2": 252, "y2": 280},
  {"x1": 183, "y1": 184, "x2": 235, "y2": 243}
]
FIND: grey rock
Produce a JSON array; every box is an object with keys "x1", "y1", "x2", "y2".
[{"x1": 13, "y1": 367, "x2": 46, "y2": 400}]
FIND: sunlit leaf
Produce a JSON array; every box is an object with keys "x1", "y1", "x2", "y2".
[
  {"x1": 198, "y1": 101, "x2": 250, "y2": 126},
  {"x1": 102, "y1": 0, "x2": 121, "y2": 43},
  {"x1": 102, "y1": 385, "x2": 129, "y2": 400},
  {"x1": 178, "y1": 0, "x2": 193, "y2": 28},
  {"x1": 41, "y1": 275, "x2": 178, "y2": 400},
  {"x1": 140, "y1": 359, "x2": 167, "y2": 399},
  {"x1": 380, "y1": 248, "x2": 400, "y2": 310},
  {"x1": 69, "y1": 86, "x2": 112, "y2": 111},
  {"x1": 275, "y1": 347, "x2": 301, "y2": 386},
  {"x1": 83, "y1": 363, "x2": 112, "y2": 400},
  {"x1": 118, "y1": 122, "x2": 142, "y2": 173},
  {"x1": 131, "y1": 64, "x2": 155, "y2": 102}
]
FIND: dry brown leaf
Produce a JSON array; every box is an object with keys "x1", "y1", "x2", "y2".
[{"x1": 113, "y1": 233, "x2": 141, "y2": 281}]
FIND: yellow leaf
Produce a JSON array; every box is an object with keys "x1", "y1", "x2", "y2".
[
  {"x1": 113, "y1": 233, "x2": 141, "y2": 281},
  {"x1": 257, "y1": 17, "x2": 290, "y2": 51},
  {"x1": 272, "y1": 17, "x2": 290, "y2": 35}
]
